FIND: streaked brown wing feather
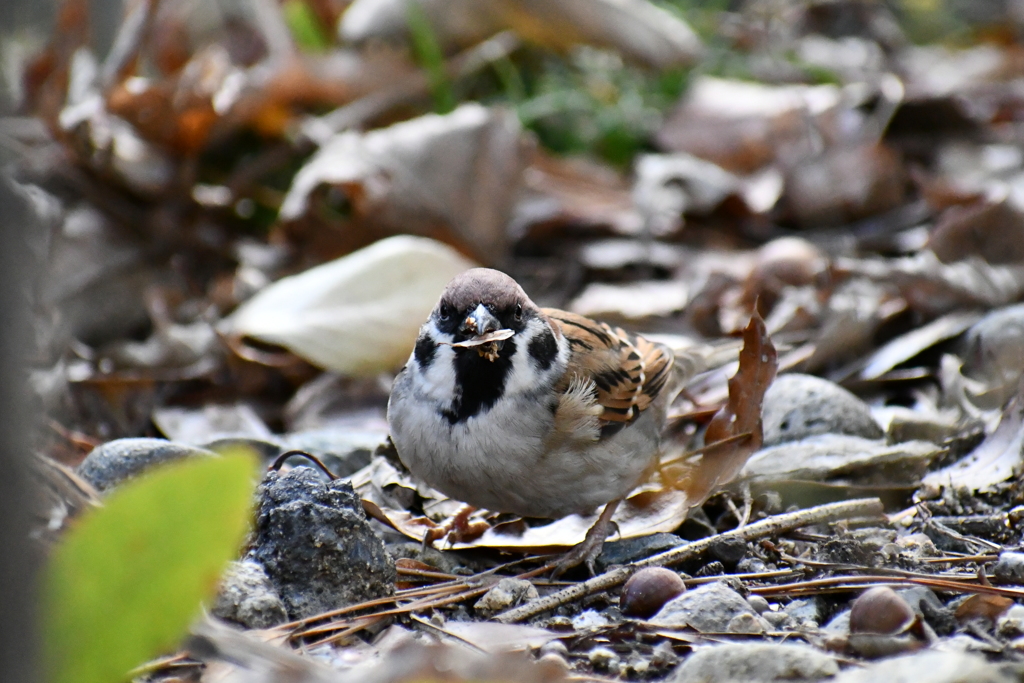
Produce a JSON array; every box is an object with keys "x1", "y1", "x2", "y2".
[{"x1": 543, "y1": 309, "x2": 675, "y2": 435}]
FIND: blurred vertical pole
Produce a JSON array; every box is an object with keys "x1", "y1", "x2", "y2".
[
  {"x1": 0, "y1": 179, "x2": 39, "y2": 683},
  {"x1": 0, "y1": 2, "x2": 45, "y2": 682}
]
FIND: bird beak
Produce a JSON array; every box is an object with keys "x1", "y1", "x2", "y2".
[
  {"x1": 461, "y1": 304, "x2": 500, "y2": 338},
  {"x1": 442, "y1": 303, "x2": 514, "y2": 356}
]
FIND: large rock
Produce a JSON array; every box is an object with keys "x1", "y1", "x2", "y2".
[
  {"x1": 77, "y1": 438, "x2": 215, "y2": 492},
  {"x1": 671, "y1": 642, "x2": 838, "y2": 683},
  {"x1": 762, "y1": 374, "x2": 882, "y2": 446},
  {"x1": 249, "y1": 467, "x2": 395, "y2": 619}
]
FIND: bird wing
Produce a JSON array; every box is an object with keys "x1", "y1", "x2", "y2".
[{"x1": 543, "y1": 309, "x2": 675, "y2": 437}]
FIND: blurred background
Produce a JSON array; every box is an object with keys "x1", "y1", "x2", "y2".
[
  {"x1": 9, "y1": 0, "x2": 1024, "y2": 442},
  {"x1": 9, "y1": 0, "x2": 1024, "y2": 679}
]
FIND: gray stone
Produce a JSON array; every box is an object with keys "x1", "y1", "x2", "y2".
[
  {"x1": 474, "y1": 578, "x2": 539, "y2": 614},
  {"x1": 726, "y1": 612, "x2": 766, "y2": 633},
  {"x1": 572, "y1": 609, "x2": 613, "y2": 631},
  {"x1": 832, "y1": 650, "x2": 1020, "y2": 683},
  {"x1": 762, "y1": 374, "x2": 882, "y2": 446},
  {"x1": 962, "y1": 304, "x2": 1024, "y2": 407},
  {"x1": 747, "y1": 595, "x2": 770, "y2": 614},
  {"x1": 994, "y1": 551, "x2": 1024, "y2": 583},
  {"x1": 651, "y1": 582, "x2": 770, "y2": 633},
  {"x1": 708, "y1": 536, "x2": 748, "y2": 567},
  {"x1": 671, "y1": 642, "x2": 838, "y2": 683},
  {"x1": 823, "y1": 609, "x2": 851, "y2": 635},
  {"x1": 596, "y1": 533, "x2": 684, "y2": 570},
  {"x1": 77, "y1": 438, "x2": 216, "y2": 492},
  {"x1": 784, "y1": 599, "x2": 819, "y2": 626},
  {"x1": 997, "y1": 604, "x2": 1024, "y2": 638},
  {"x1": 588, "y1": 646, "x2": 620, "y2": 672},
  {"x1": 212, "y1": 560, "x2": 288, "y2": 629},
  {"x1": 895, "y1": 586, "x2": 944, "y2": 616},
  {"x1": 249, "y1": 467, "x2": 395, "y2": 619}
]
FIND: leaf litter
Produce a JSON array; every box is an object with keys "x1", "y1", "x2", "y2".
[{"x1": 12, "y1": 0, "x2": 1024, "y2": 680}]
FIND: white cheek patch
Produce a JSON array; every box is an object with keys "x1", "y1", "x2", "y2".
[{"x1": 412, "y1": 321, "x2": 458, "y2": 404}]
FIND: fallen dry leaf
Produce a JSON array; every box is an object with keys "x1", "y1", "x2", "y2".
[
  {"x1": 221, "y1": 235, "x2": 475, "y2": 375},
  {"x1": 836, "y1": 252, "x2": 1024, "y2": 318},
  {"x1": 364, "y1": 470, "x2": 690, "y2": 550},
  {"x1": 341, "y1": 0, "x2": 703, "y2": 70},
  {"x1": 279, "y1": 103, "x2": 528, "y2": 264},
  {"x1": 923, "y1": 377, "x2": 1024, "y2": 493},
  {"x1": 673, "y1": 310, "x2": 778, "y2": 504},
  {"x1": 928, "y1": 199, "x2": 1024, "y2": 265},
  {"x1": 954, "y1": 593, "x2": 1014, "y2": 626},
  {"x1": 859, "y1": 311, "x2": 983, "y2": 381},
  {"x1": 656, "y1": 77, "x2": 840, "y2": 174}
]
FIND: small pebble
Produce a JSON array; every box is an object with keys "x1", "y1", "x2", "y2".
[
  {"x1": 537, "y1": 652, "x2": 570, "y2": 674},
  {"x1": 728, "y1": 612, "x2": 767, "y2": 634},
  {"x1": 747, "y1": 594, "x2": 770, "y2": 614},
  {"x1": 993, "y1": 552, "x2": 1024, "y2": 584},
  {"x1": 588, "y1": 646, "x2": 620, "y2": 672},
  {"x1": 544, "y1": 616, "x2": 573, "y2": 630},
  {"x1": 997, "y1": 605, "x2": 1024, "y2": 638},
  {"x1": 538, "y1": 640, "x2": 568, "y2": 657},
  {"x1": 651, "y1": 582, "x2": 769, "y2": 632},
  {"x1": 783, "y1": 598, "x2": 819, "y2": 626},
  {"x1": 474, "y1": 578, "x2": 538, "y2": 614},
  {"x1": 650, "y1": 641, "x2": 679, "y2": 669},
  {"x1": 572, "y1": 609, "x2": 612, "y2": 631},
  {"x1": 709, "y1": 537, "x2": 748, "y2": 567},
  {"x1": 212, "y1": 560, "x2": 287, "y2": 629}
]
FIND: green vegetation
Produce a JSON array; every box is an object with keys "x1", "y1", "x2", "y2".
[{"x1": 43, "y1": 451, "x2": 259, "y2": 683}]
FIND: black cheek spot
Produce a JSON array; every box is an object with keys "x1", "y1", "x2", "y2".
[
  {"x1": 528, "y1": 330, "x2": 558, "y2": 371},
  {"x1": 414, "y1": 334, "x2": 436, "y2": 369}
]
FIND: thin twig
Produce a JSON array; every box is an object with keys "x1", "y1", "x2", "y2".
[
  {"x1": 495, "y1": 497, "x2": 885, "y2": 623},
  {"x1": 268, "y1": 450, "x2": 337, "y2": 479},
  {"x1": 751, "y1": 574, "x2": 1024, "y2": 600}
]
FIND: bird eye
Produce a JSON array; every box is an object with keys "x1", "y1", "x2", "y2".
[
  {"x1": 439, "y1": 303, "x2": 450, "y2": 321},
  {"x1": 514, "y1": 303, "x2": 523, "y2": 321}
]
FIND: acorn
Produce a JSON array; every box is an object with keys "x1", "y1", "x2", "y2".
[
  {"x1": 849, "y1": 586, "x2": 915, "y2": 635},
  {"x1": 620, "y1": 567, "x2": 686, "y2": 618}
]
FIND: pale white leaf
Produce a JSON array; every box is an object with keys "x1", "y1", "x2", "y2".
[{"x1": 222, "y1": 236, "x2": 474, "y2": 375}]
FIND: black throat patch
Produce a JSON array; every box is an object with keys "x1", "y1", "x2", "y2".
[{"x1": 443, "y1": 338, "x2": 517, "y2": 424}]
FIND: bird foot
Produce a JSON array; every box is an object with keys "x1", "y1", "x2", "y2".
[
  {"x1": 422, "y1": 504, "x2": 489, "y2": 548},
  {"x1": 551, "y1": 499, "x2": 622, "y2": 578}
]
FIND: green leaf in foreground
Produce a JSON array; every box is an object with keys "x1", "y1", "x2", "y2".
[{"x1": 43, "y1": 450, "x2": 259, "y2": 683}]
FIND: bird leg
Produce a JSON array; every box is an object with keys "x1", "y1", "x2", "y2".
[
  {"x1": 552, "y1": 498, "x2": 622, "y2": 577},
  {"x1": 422, "y1": 504, "x2": 490, "y2": 548}
]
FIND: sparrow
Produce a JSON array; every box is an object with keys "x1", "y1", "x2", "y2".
[{"x1": 387, "y1": 268, "x2": 704, "y2": 571}]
